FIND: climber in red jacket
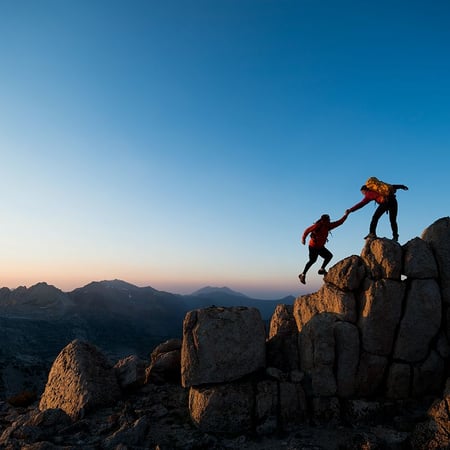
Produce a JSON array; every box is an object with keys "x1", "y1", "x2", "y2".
[{"x1": 299, "y1": 211, "x2": 349, "y2": 284}]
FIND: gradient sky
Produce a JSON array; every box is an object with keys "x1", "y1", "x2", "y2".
[{"x1": 1, "y1": 1, "x2": 449, "y2": 299}]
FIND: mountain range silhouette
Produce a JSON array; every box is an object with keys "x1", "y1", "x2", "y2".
[{"x1": 0, "y1": 279, "x2": 294, "y2": 399}]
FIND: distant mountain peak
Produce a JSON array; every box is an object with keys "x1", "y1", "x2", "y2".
[
  {"x1": 80, "y1": 280, "x2": 139, "y2": 291},
  {"x1": 191, "y1": 286, "x2": 248, "y2": 298},
  {"x1": 99, "y1": 279, "x2": 139, "y2": 290}
]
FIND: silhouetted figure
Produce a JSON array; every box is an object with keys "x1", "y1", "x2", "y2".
[
  {"x1": 347, "y1": 180, "x2": 408, "y2": 241},
  {"x1": 299, "y1": 211, "x2": 349, "y2": 284}
]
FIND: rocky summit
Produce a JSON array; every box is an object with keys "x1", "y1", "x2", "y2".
[{"x1": 0, "y1": 217, "x2": 449, "y2": 449}]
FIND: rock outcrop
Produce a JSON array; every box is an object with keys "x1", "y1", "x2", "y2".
[
  {"x1": 0, "y1": 217, "x2": 449, "y2": 449},
  {"x1": 286, "y1": 219, "x2": 448, "y2": 404},
  {"x1": 183, "y1": 217, "x2": 450, "y2": 438}
]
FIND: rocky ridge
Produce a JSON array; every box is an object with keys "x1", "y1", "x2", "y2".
[{"x1": 0, "y1": 217, "x2": 449, "y2": 449}]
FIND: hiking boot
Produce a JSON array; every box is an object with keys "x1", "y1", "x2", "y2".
[
  {"x1": 364, "y1": 233, "x2": 377, "y2": 239},
  {"x1": 318, "y1": 268, "x2": 327, "y2": 275},
  {"x1": 299, "y1": 273, "x2": 306, "y2": 284}
]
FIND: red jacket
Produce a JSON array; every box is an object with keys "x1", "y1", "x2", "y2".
[
  {"x1": 302, "y1": 215, "x2": 347, "y2": 248},
  {"x1": 348, "y1": 190, "x2": 387, "y2": 212}
]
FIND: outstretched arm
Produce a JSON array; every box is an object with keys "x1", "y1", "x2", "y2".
[
  {"x1": 347, "y1": 197, "x2": 371, "y2": 213},
  {"x1": 392, "y1": 184, "x2": 408, "y2": 191},
  {"x1": 329, "y1": 210, "x2": 349, "y2": 230}
]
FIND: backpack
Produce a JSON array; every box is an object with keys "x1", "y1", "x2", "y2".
[
  {"x1": 365, "y1": 177, "x2": 394, "y2": 197},
  {"x1": 310, "y1": 217, "x2": 330, "y2": 243}
]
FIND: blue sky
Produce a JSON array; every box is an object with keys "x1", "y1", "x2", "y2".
[{"x1": 0, "y1": 1, "x2": 449, "y2": 298}]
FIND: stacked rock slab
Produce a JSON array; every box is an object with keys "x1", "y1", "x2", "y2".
[{"x1": 181, "y1": 306, "x2": 307, "y2": 434}]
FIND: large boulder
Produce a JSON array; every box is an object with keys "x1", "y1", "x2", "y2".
[
  {"x1": 361, "y1": 238, "x2": 402, "y2": 280},
  {"x1": 299, "y1": 313, "x2": 338, "y2": 397},
  {"x1": 39, "y1": 340, "x2": 121, "y2": 420},
  {"x1": 293, "y1": 284, "x2": 356, "y2": 332},
  {"x1": 146, "y1": 338, "x2": 182, "y2": 384},
  {"x1": 300, "y1": 315, "x2": 361, "y2": 400},
  {"x1": 422, "y1": 217, "x2": 450, "y2": 305},
  {"x1": 189, "y1": 378, "x2": 307, "y2": 436},
  {"x1": 334, "y1": 321, "x2": 359, "y2": 398},
  {"x1": 114, "y1": 354, "x2": 146, "y2": 389},
  {"x1": 357, "y1": 279, "x2": 404, "y2": 356},
  {"x1": 189, "y1": 381, "x2": 254, "y2": 434},
  {"x1": 393, "y1": 279, "x2": 442, "y2": 362},
  {"x1": 181, "y1": 306, "x2": 266, "y2": 387},
  {"x1": 323, "y1": 255, "x2": 366, "y2": 291},
  {"x1": 402, "y1": 237, "x2": 439, "y2": 279},
  {"x1": 266, "y1": 304, "x2": 299, "y2": 371}
]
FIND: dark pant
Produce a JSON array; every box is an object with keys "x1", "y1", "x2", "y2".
[
  {"x1": 370, "y1": 195, "x2": 398, "y2": 238},
  {"x1": 302, "y1": 246, "x2": 333, "y2": 275}
]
